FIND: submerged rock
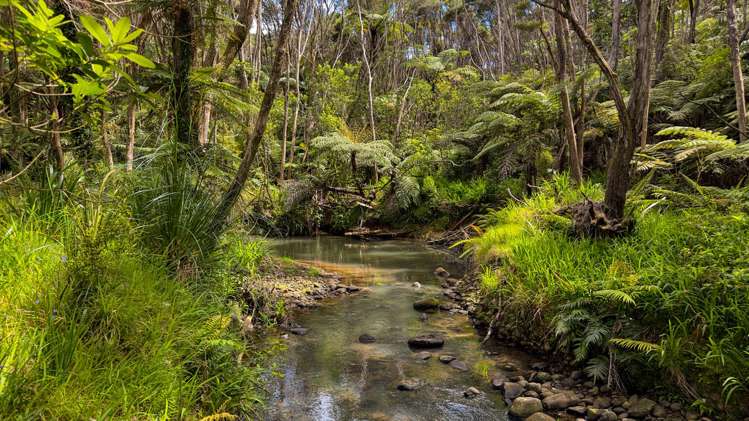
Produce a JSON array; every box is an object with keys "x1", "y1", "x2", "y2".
[
  {"x1": 509, "y1": 397, "x2": 543, "y2": 418},
  {"x1": 463, "y1": 387, "x2": 481, "y2": 398},
  {"x1": 439, "y1": 355, "x2": 457, "y2": 364},
  {"x1": 396, "y1": 378, "x2": 422, "y2": 391},
  {"x1": 358, "y1": 333, "x2": 376, "y2": 343},
  {"x1": 413, "y1": 297, "x2": 440, "y2": 312},
  {"x1": 407, "y1": 334, "x2": 444, "y2": 348},
  {"x1": 448, "y1": 360, "x2": 469, "y2": 371},
  {"x1": 414, "y1": 351, "x2": 432, "y2": 360},
  {"x1": 434, "y1": 267, "x2": 450, "y2": 278},
  {"x1": 418, "y1": 312, "x2": 429, "y2": 322},
  {"x1": 289, "y1": 327, "x2": 308, "y2": 336}
]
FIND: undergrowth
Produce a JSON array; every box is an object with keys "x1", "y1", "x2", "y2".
[{"x1": 462, "y1": 174, "x2": 749, "y2": 415}]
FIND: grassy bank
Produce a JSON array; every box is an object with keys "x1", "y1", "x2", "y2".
[
  {"x1": 0, "y1": 191, "x2": 273, "y2": 419},
  {"x1": 461, "y1": 175, "x2": 749, "y2": 415}
]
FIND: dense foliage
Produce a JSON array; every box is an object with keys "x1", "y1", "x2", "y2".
[{"x1": 1, "y1": 0, "x2": 748, "y2": 417}]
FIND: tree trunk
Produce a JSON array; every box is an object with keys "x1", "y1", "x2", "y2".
[
  {"x1": 609, "y1": 0, "x2": 622, "y2": 71},
  {"x1": 550, "y1": 0, "x2": 657, "y2": 219},
  {"x1": 654, "y1": 0, "x2": 673, "y2": 82},
  {"x1": 172, "y1": 0, "x2": 195, "y2": 146},
  {"x1": 127, "y1": 102, "x2": 136, "y2": 172},
  {"x1": 280, "y1": 52, "x2": 290, "y2": 180},
  {"x1": 211, "y1": 0, "x2": 299, "y2": 232},
  {"x1": 687, "y1": 0, "x2": 699, "y2": 44},
  {"x1": 357, "y1": 0, "x2": 377, "y2": 141},
  {"x1": 554, "y1": 0, "x2": 583, "y2": 184},
  {"x1": 608, "y1": 0, "x2": 658, "y2": 214},
  {"x1": 729, "y1": 0, "x2": 747, "y2": 142}
]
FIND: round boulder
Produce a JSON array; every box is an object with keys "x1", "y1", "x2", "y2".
[{"x1": 509, "y1": 397, "x2": 543, "y2": 418}]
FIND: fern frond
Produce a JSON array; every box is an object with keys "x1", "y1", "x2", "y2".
[
  {"x1": 609, "y1": 338, "x2": 661, "y2": 354},
  {"x1": 592, "y1": 289, "x2": 636, "y2": 305}
]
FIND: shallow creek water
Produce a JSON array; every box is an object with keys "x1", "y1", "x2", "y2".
[{"x1": 263, "y1": 236, "x2": 529, "y2": 421}]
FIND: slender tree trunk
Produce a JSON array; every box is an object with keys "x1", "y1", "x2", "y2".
[
  {"x1": 127, "y1": 102, "x2": 136, "y2": 172},
  {"x1": 554, "y1": 0, "x2": 583, "y2": 184},
  {"x1": 356, "y1": 0, "x2": 377, "y2": 141},
  {"x1": 211, "y1": 0, "x2": 299, "y2": 232},
  {"x1": 687, "y1": 0, "x2": 699, "y2": 43},
  {"x1": 654, "y1": 0, "x2": 673, "y2": 82},
  {"x1": 729, "y1": 0, "x2": 747, "y2": 142},
  {"x1": 609, "y1": 0, "x2": 622, "y2": 71},
  {"x1": 394, "y1": 70, "x2": 415, "y2": 146},
  {"x1": 100, "y1": 109, "x2": 113, "y2": 169},
  {"x1": 172, "y1": 0, "x2": 195, "y2": 146},
  {"x1": 280, "y1": 53, "x2": 290, "y2": 180}
]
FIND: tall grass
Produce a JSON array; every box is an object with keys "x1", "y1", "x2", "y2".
[
  {"x1": 464, "y1": 174, "x2": 749, "y2": 413},
  {"x1": 0, "y1": 164, "x2": 272, "y2": 419}
]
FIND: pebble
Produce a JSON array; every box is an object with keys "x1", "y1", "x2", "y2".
[
  {"x1": 358, "y1": 333, "x2": 376, "y2": 343},
  {"x1": 439, "y1": 355, "x2": 456, "y2": 364}
]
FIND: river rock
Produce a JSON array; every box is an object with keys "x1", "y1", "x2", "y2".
[
  {"x1": 440, "y1": 355, "x2": 456, "y2": 364},
  {"x1": 407, "y1": 334, "x2": 444, "y2": 348},
  {"x1": 652, "y1": 405, "x2": 667, "y2": 417},
  {"x1": 345, "y1": 285, "x2": 362, "y2": 292},
  {"x1": 543, "y1": 392, "x2": 580, "y2": 410},
  {"x1": 449, "y1": 360, "x2": 469, "y2": 371},
  {"x1": 412, "y1": 282, "x2": 422, "y2": 288},
  {"x1": 463, "y1": 387, "x2": 481, "y2": 398},
  {"x1": 509, "y1": 397, "x2": 543, "y2": 418},
  {"x1": 434, "y1": 267, "x2": 450, "y2": 278},
  {"x1": 501, "y1": 382, "x2": 525, "y2": 400},
  {"x1": 532, "y1": 371, "x2": 552, "y2": 382},
  {"x1": 419, "y1": 312, "x2": 429, "y2": 322},
  {"x1": 567, "y1": 406, "x2": 587, "y2": 416},
  {"x1": 524, "y1": 390, "x2": 540, "y2": 398},
  {"x1": 627, "y1": 398, "x2": 656, "y2": 418},
  {"x1": 413, "y1": 297, "x2": 440, "y2": 312},
  {"x1": 526, "y1": 413, "x2": 556, "y2": 421},
  {"x1": 414, "y1": 351, "x2": 432, "y2": 360},
  {"x1": 397, "y1": 379, "x2": 422, "y2": 391},
  {"x1": 594, "y1": 396, "x2": 612, "y2": 408},
  {"x1": 290, "y1": 327, "x2": 308, "y2": 336},
  {"x1": 358, "y1": 333, "x2": 376, "y2": 343},
  {"x1": 598, "y1": 409, "x2": 618, "y2": 421},
  {"x1": 527, "y1": 382, "x2": 543, "y2": 393},
  {"x1": 490, "y1": 377, "x2": 505, "y2": 389}
]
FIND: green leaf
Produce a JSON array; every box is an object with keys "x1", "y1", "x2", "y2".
[
  {"x1": 71, "y1": 75, "x2": 105, "y2": 100},
  {"x1": 80, "y1": 15, "x2": 110, "y2": 46},
  {"x1": 111, "y1": 17, "x2": 131, "y2": 44},
  {"x1": 125, "y1": 53, "x2": 155, "y2": 69}
]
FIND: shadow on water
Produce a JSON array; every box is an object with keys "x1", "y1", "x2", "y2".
[{"x1": 263, "y1": 236, "x2": 519, "y2": 421}]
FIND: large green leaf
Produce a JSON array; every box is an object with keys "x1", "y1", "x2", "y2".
[
  {"x1": 80, "y1": 15, "x2": 110, "y2": 46},
  {"x1": 126, "y1": 53, "x2": 155, "y2": 69}
]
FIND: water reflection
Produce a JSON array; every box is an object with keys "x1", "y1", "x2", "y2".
[{"x1": 263, "y1": 237, "x2": 509, "y2": 421}]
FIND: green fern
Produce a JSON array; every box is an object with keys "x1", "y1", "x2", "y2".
[
  {"x1": 609, "y1": 338, "x2": 661, "y2": 354},
  {"x1": 592, "y1": 289, "x2": 636, "y2": 305}
]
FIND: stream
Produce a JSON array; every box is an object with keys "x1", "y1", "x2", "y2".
[{"x1": 263, "y1": 236, "x2": 530, "y2": 421}]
